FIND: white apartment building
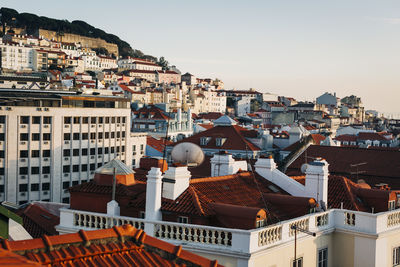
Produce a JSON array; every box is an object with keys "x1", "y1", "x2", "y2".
[
  {"x1": 82, "y1": 54, "x2": 101, "y2": 71},
  {"x1": 99, "y1": 56, "x2": 117, "y2": 70},
  {"x1": 0, "y1": 41, "x2": 36, "y2": 71},
  {"x1": 118, "y1": 57, "x2": 162, "y2": 71},
  {"x1": 189, "y1": 88, "x2": 226, "y2": 114},
  {"x1": 130, "y1": 132, "x2": 147, "y2": 168},
  {"x1": 0, "y1": 89, "x2": 134, "y2": 205}
]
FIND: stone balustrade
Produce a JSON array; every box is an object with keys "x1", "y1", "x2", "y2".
[{"x1": 56, "y1": 208, "x2": 400, "y2": 254}]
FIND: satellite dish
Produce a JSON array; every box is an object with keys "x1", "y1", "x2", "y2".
[
  {"x1": 301, "y1": 163, "x2": 308, "y2": 173},
  {"x1": 171, "y1": 142, "x2": 205, "y2": 166}
]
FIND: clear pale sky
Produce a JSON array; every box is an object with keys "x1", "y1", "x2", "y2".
[{"x1": 2, "y1": 1, "x2": 400, "y2": 116}]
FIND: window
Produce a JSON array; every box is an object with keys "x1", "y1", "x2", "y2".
[
  {"x1": 393, "y1": 246, "x2": 400, "y2": 266},
  {"x1": 32, "y1": 133, "x2": 40, "y2": 141},
  {"x1": 31, "y1": 183, "x2": 39, "y2": 191},
  {"x1": 63, "y1": 149, "x2": 70, "y2": 157},
  {"x1": 63, "y1": 181, "x2": 70, "y2": 189},
  {"x1": 63, "y1": 165, "x2": 70, "y2": 173},
  {"x1": 62, "y1": 197, "x2": 70, "y2": 203},
  {"x1": 19, "y1": 184, "x2": 28, "y2": 192},
  {"x1": 72, "y1": 181, "x2": 79, "y2": 186},
  {"x1": 64, "y1": 117, "x2": 71, "y2": 124},
  {"x1": 82, "y1": 117, "x2": 89, "y2": 124},
  {"x1": 73, "y1": 117, "x2": 80, "y2": 124},
  {"x1": 32, "y1": 116, "x2": 41, "y2": 124},
  {"x1": 82, "y1": 148, "x2": 88, "y2": 156},
  {"x1": 111, "y1": 117, "x2": 115, "y2": 123},
  {"x1": 64, "y1": 133, "x2": 71, "y2": 140},
  {"x1": 122, "y1": 117, "x2": 126, "y2": 123},
  {"x1": 20, "y1": 133, "x2": 28, "y2": 141},
  {"x1": 105, "y1": 117, "x2": 110, "y2": 123},
  {"x1": 42, "y1": 183, "x2": 50, "y2": 190},
  {"x1": 0, "y1": 116, "x2": 5, "y2": 123},
  {"x1": 20, "y1": 116, "x2": 29, "y2": 124},
  {"x1": 31, "y1": 150, "x2": 40, "y2": 157},
  {"x1": 42, "y1": 166, "x2": 50, "y2": 174},
  {"x1": 133, "y1": 145, "x2": 136, "y2": 151},
  {"x1": 42, "y1": 150, "x2": 50, "y2": 157},
  {"x1": 73, "y1": 165, "x2": 79, "y2": 172},
  {"x1": 292, "y1": 257, "x2": 303, "y2": 267},
  {"x1": 19, "y1": 167, "x2": 28, "y2": 175},
  {"x1": 20, "y1": 150, "x2": 28, "y2": 158},
  {"x1": 99, "y1": 117, "x2": 104, "y2": 123},
  {"x1": 43, "y1": 133, "x2": 51, "y2": 140},
  {"x1": 111, "y1": 132, "x2": 115, "y2": 138},
  {"x1": 0, "y1": 168, "x2": 4, "y2": 175},
  {"x1": 105, "y1": 132, "x2": 109, "y2": 139},
  {"x1": 98, "y1": 132, "x2": 103, "y2": 139},
  {"x1": 0, "y1": 133, "x2": 5, "y2": 141},
  {"x1": 31, "y1": 167, "x2": 40, "y2": 175},
  {"x1": 200, "y1": 137, "x2": 210, "y2": 145},
  {"x1": 81, "y1": 164, "x2": 88, "y2": 171},
  {"x1": 98, "y1": 148, "x2": 103, "y2": 154},
  {"x1": 91, "y1": 117, "x2": 96, "y2": 124},
  {"x1": 117, "y1": 117, "x2": 121, "y2": 123},
  {"x1": 73, "y1": 149, "x2": 80, "y2": 156},
  {"x1": 82, "y1": 133, "x2": 88, "y2": 140},
  {"x1": 43, "y1": 116, "x2": 52, "y2": 124},
  {"x1": 73, "y1": 133, "x2": 80, "y2": 140},
  {"x1": 178, "y1": 216, "x2": 188, "y2": 224},
  {"x1": 215, "y1": 137, "x2": 226, "y2": 147},
  {"x1": 140, "y1": 211, "x2": 145, "y2": 219},
  {"x1": 111, "y1": 147, "x2": 115, "y2": 153},
  {"x1": 0, "y1": 185, "x2": 3, "y2": 192},
  {"x1": 97, "y1": 163, "x2": 102, "y2": 168},
  {"x1": 318, "y1": 248, "x2": 328, "y2": 267},
  {"x1": 90, "y1": 163, "x2": 96, "y2": 171},
  {"x1": 389, "y1": 200, "x2": 396, "y2": 211},
  {"x1": 117, "y1": 132, "x2": 121, "y2": 138}
]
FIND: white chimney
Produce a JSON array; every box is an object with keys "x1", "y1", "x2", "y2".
[
  {"x1": 162, "y1": 165, "x2": 191, "y2": 200},
  {"x1": 210, "y1": 152, "x2": 248, "y2": 177},
  {"x1": 107, "y1": 200, "x2": 120, "y2": 216},
  {"x1": 305, "y1": 158, "x2": 329, "y2": 210},
  {"x1": 145, "y1": 167, "x2": 163, "y2": 221},
  {"x1": 254, "y1": 155, "x2": 276, "y2": 174}
]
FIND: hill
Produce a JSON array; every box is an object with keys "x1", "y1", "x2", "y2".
[{"x1": 0, "y1": 7, "x2": 160, "y2": 63}]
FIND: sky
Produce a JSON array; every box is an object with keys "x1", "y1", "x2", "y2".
[{"x1": 2, "y1": 0, "x2": 400, "y2": 116}]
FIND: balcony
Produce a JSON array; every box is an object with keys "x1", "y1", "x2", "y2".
[{"x1": 57, "y1": 208, "x2": 400, "y2": 256}]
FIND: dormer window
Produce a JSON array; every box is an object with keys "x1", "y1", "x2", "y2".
[
  {"x1": 200, "y1": 137, "x2": 210, "y2": 146},
  {"x1": 178, "y1": 216, "x2": 188, "y2": 224},
  {"x1": 256, "y1": 219, "x2": 266, "y2": 228},
  {"x1": 215, "y1": 137, "x2": 227, "y2": 147}
]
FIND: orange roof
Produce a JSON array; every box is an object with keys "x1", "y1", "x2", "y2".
[
  {"x1": 16, "y1": 204, "x2": 59, "y2": 238},
  {"x1": 0, "y1": 225, "x2": 221, "y2": 267},
  {"x1": 147, "y1": 136, "x2": 173, "y2": 153}
]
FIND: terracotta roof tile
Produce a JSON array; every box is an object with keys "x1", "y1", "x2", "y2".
[
  {"x1": 147, "y1": 136, "x2": 173, "y2": 153},
  {"x1": 1, "y1": 225, "x2": 222, "y2": 267}
]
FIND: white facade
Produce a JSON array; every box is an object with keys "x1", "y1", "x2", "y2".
[
  {"x1": 0, "y1": 104, "x2": 132, "y2": 205},
  {"x1": 190, "y1": 89, "x2": 227, "y2": 114},
  {"x1": 0, "y1": 42, "x2": 36, "y2": 71},
  {"x1": 130, "y1": 132, "x2": 147, "y2": 168}
]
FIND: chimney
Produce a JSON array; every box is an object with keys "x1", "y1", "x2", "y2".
[
  {"x1": 254, "y1": 155, "x2": 276, "y2": 175},
  {"x1": 145, "y1": 167, "x2": 163, "y2": 221},
  {"x1": 162, "y1": 165, "x2": 191, "y2": 200},
  {"x1": 305, "y1": 158, "x2": 329, "y2": 210},
  {"x1": 210, "y1": 151, "x2": 248, "y2": 177}
]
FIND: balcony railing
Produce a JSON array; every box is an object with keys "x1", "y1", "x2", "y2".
[{"x1": 57, "y1": 208, "x2": 400, "y2": 254}]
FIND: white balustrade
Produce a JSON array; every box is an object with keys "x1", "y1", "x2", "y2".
[
  {"x1": 258, "y1": 225, "x2": 282, "y2": 246},
  {"x1": 289, "y1": 218, "x2": 309, "y2": 236},
  {"x1": 153, "y1": 222, "x2": 232, "y2": 247},
  {"x1": 387, "y1": 210, "x2": 400, "y2": 227}
]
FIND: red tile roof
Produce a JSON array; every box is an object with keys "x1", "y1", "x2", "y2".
[
  {"x1": 0, "y1": 249, "x2": 41, "y2": 266},
  {"x1": 286, "y1": 145, "x2": 400, "y2": 189},
  {"x1": 0, "y1": 225, "x2": 221, "y2": 267},
  {"x1": 134, "y1": 105, "x2": 171, "y2": 121},
  {"x1": 198, "y1": 123, "x2": 214, "y2": 130},
  {"x1": 358, "y1": 132, "x2": 392, "y2": 141},
  {"x1": 16, "y1": 204, "x2": 59, "y2": 238},
  {"x1": 334, "y1": 135, "x2": 358, "y2": 142},
  {"x1": 174, "y1": 125, "x2": 260, "y2": 151},
  {"x1": 196, "y1": 112, "x2": 224, "y2": 120},
  {"x1": 147, "y1": 136, "x2": 173, "y2": 153}
]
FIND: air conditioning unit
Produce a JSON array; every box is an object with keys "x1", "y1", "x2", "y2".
[
  {"x1": 44, "y1": 125, "x2": 49, "y2": 128},
  {"x1": 20, "y1": 175, "x2": 26, "y2": 179},
  {"x1": 117, "y1": 138, "x2": 120, "y2": 141},
  {"x1": 20, "y1": 192, "x2": 26, "y2": 196},
  {"x1": 20, "y1": 158, "x2": 26, "y2": 162},
  {"x1": 91, "y1": 125, "x2": 95, "y2": 128},
  {"x1": 91, "y1": 140, "x2": 95, "y2": 143},
  {"x1": 43, "y1": 158, "x2": 49, "y2": 161},
  {"x1": 117, "y1": 124, "x2": 120, "y2": 127},
  {"x1": 64, "y1": 157, "x2": 69, "y2": 160},
  {"x1": 36, "y1": 107, "x2": 42, "y2": 111},
  {"x1": 43, "y1": 141, "x2": 49, "y2": 144},
  {"x1": 21, "y1": 125, "x2": 26, "y2": 128},
  {"x1": 20, "y1": 141, "x2": 26, "y2": 145},
  {"x1": 98, "y1": 155, "x2": 101, "y2": 158},
  {"x1": 64, "y1": 173, "x2": 69, "y2": 177},
  {"x1": 44, "y1": 108, "x2": 49, "y2": 111},
  {"x1": 64, "y1": 140, "x2": 69, "y2": 144},
  {"x1": 43, "y1": 191, "x2": 48, "y2": 195},
  {"x1": 64, "y1": 124, "x2": 69, "y2": 128},
  {"x1": 133, "y1": 152, "x2": 136, "y2": 155},
  {"x1": 122, "y1": 124, "x2": 125, "y2": 127}
]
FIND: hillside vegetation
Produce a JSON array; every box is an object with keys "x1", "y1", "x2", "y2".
[{"x1": 0, "y1": 7, "x2": 163, "y2": 63}]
